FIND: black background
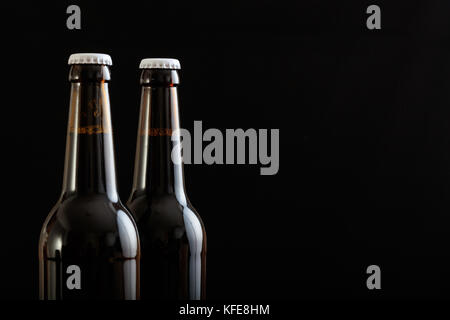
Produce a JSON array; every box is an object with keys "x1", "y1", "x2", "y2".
[{"x1": 3, "y1": 0, "x2": 450, "y2": 300}]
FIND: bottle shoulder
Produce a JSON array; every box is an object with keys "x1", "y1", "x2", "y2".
[
  {"x1": 39, "y1": 194, "x2": 139, "y2": 259},
  {"x1": 127, "y1": 192, "x2": 206, "y2": 249},
  {"x1": 128, "y1": 192, "x2": 200, "y2": 215},
  {"x1": 127, "y1": 192, "x2": 204, "y2": 230},
  {"x1": 41, "y1": 194, "x2": 138, "y2": 239}
]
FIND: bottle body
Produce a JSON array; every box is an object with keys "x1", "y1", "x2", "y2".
[
  {"x1": 39, "y1": 61, "x2": 140, "y2": 300},
  {"x1": 127, "y1": 67, "x2": 206, "y2": 300},
  {"x1": 127, "y1": 191, "x2": 205, "y2": 300},
  {"x1": 39, "y1": 194, "x2": 139, "y2": 300}
]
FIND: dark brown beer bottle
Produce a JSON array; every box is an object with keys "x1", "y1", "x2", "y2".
[
  {"x1": 39, "y1": 53, "x2": 140, "y2": 300},
  {"x1": 127, "y1": 58, "x2": 206, "y2": 300}
]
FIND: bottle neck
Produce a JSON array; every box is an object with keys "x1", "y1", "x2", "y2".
[
  {"x1": 62, "y1": 66, "x2": 118, "y2": 202},
  {"x1": 131, "y1": 83, "x2": 187, "y2": 200}
]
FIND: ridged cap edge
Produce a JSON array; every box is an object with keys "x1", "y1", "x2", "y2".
[
  {"x1": 68, "y1": 53, "x2": 112, "y2": 66},
  {"x1": 139, "y1": 58, "x2": 180, "y2": 69}
]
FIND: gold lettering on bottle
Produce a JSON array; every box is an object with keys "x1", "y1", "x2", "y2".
[
  {"x1": 69, "y1": 82, "x2": 112, "y2": 134},
  {"x1": 140, "y1": 128, "x2": 173, "y2": 136}
]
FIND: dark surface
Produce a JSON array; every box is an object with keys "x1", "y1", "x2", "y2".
[{"x1": 3, "y1": 0, "x2": 450, "y2": 299}]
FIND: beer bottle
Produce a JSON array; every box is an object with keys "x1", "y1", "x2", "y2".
[
  {"x1": 127, "y1": 58, "x2": 206, "y2": 300},
  {"x1": 39, "y1": 53, "x2": 140, "y2": 300}
]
